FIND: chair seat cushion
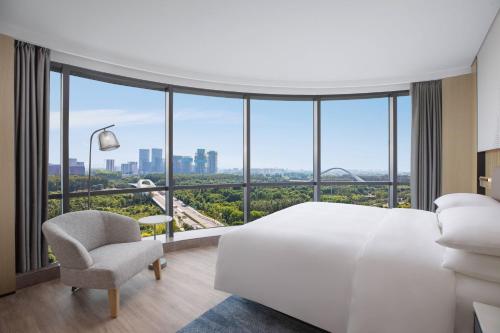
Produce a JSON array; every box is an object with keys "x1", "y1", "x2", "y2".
[{"x1": 60, "y1": 240, "x2": 163, "y2": 289}]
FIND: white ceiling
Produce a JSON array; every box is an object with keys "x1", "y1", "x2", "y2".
[{"x1": 0, "y1": 0, "x2": 499, "y2": 94}]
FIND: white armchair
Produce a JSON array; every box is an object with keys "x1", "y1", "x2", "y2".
[{"x1": 42, "y1": 210, "x2": 164, "y2": 318}]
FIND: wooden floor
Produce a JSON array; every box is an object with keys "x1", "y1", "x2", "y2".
[{"x1": 0, "y1": 246, "x2": 229, "y2": 333}]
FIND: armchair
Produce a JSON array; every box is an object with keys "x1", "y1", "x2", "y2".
[{"x1": 42, "y1": 210, "x2": 164, "y2": 318}]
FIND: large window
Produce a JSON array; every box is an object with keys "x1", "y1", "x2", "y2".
[
  {"x1": 68, "y1": 75, "x2": 166, "y2": 193},
  {"x1": 397, "y1": 95, "x2": 412, "y2": 207},
  {"x1": 251, "y1": 100, "x2": 313, "y2": 182},
  {"x1": 48, "y1": 64, "x2": 411, "y2": 240},
  {"x1": 173, "y1": 93, "x2": 243, "y2": 184},
  {"x1": 321, "y1": 97, "x2": 390, "y2": 206},
  {"x1": 48, "y1": 71, "x2": 62, "y2": 219}
]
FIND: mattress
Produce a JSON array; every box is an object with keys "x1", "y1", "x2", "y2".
[{"x1": 215, "y1": 202, "x2": 455, "y2": 333}]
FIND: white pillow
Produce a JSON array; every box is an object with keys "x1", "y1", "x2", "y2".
[
  {"x1": 436, "y1": 206, "x2": 500, "y2": 256},
  {"x1": 434, "y1": 193, "x2": 499, "y2": 213},
  {"x1": 442, "y1": 248, "x2": 500, "y2": 284}
]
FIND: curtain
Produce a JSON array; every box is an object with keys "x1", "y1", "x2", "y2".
[
  {"x1": 14, "y1": 41, "x2": 50, "y2": 273},
  {"x1": 410, "y1": 80, "x2": 442, "y2": 211}
]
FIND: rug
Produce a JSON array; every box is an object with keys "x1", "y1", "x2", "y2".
[{"x1": 177, "y1": 296, "x2": 327, "y2": 333}]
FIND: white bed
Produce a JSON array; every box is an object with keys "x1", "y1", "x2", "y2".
[{"x1": 215, "y1": 202, "x2": 456, "y2": 333}]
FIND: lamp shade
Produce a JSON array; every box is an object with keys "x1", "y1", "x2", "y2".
[{"x1": 98, "y1": 130, "x2": 120, "y2": 151}]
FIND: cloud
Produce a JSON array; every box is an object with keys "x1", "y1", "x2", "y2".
[{"x1": 49, "y1": 109, "x2": 165, "y2": 129}]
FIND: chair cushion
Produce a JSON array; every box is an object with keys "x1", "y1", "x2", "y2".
[{"x1": 60, "y1": 240, "x2": 164, "y2": 289}]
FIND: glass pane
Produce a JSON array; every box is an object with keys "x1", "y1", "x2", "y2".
[
  {"x1": 251, "y1": 100, "x2": 313, "y2": 182},
  {"x1": 68, "y1": 76, "x2": 165, "y2": 193},
  {"x1": 47, "y1": 198, "x2": 62, "y2": 220},
  {"x1": 397, "y1": 95, "x2": 411, "y2": 207},
  {"x1": 321, "y1": 98, "x2": 389, "y2": 182},
  {"x1": 321, "y1": 185, "x2": 389, "y2": 208},
  {"x1": 173, "y1": 93, "x2": 243, "y2": 185},
  {"x1": 397, "y1": 184, "x2": 411, "y2": 208},
  {"x1": 250, "y1": 186, "x2": 313, "y2": 220},
  {"x1": 173, "y1": 188, "x2": 243, "y2": 231},
  {"x1": 69, "y1": 193, "x2": 166, "y2": 237},
  {"x1": 48, "y1": 71, "x2": 61, "y2": 193}
]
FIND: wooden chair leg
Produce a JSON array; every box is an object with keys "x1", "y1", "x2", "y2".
[
  {"x1": 108, "y1": 288, "x2": 119, "y2": 318},
  {"x1": 153, "y1": 259, "x2": 161, "y2": 280}
]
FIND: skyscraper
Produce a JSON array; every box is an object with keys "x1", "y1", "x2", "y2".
[
  {"x1": 120, "y1": 163, "x2": 130, "y2": 175},
  {"x1": 194, "y1": 149, "x2": 207, "y2": 174},
  {"x1": 106, "y1": 159, "x2": 115, "y2": 172},
  {"x1": 128, "y1": 161, "x2": 138, "y2": 175},
  {"x1": 139, "y1": 149, "x2": 150, "y2": 174},
  {"x1": 181, "y1": 156, "x2": 193, "y2": 174},
  {"x1": 173, "y1": 155, "x2": 183, "y2": 174},
  {"x1": 207, "y1": 151, "x2": 217, "y2": 174},
  {"x1": 151, "y1": 148, "x2": 163, "y2": 173}
]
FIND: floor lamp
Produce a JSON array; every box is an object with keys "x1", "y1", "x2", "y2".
[{"x1": 88, "y1": 125, "x2": 120, "y2": 209}]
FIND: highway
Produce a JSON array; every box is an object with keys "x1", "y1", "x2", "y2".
[{"x1": 150, "y1": 190, "x2": 223, "y2": 230}]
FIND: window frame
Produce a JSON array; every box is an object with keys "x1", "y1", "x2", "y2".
[{"x1": 49, "y1": 62, "x2": 410, "y2": 236}]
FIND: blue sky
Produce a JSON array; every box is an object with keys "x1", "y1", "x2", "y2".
[{"x1": 49, "y1": 72, "x2": 411, "y2": 173}]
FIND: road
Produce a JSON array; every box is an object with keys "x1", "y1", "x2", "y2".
[{"x1": 150, "y1": 191, "x2": 223, "y2": 230}]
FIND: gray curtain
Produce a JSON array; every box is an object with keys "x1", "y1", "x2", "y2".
[
  {"x1": 14, "y1": 41, "x2": 50, "y2": 273},
  {"x1": 410, "y1": 80, "x2": 442, "y2": 211}
]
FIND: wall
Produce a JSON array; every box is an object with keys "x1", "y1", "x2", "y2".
[
  {"x1": 441, "y1": 72, "x2": 477, "y2": 194},
  {"x1": 0, "y1": 34, "x2": 16, "y2": 296},
  {"x1": 477, "y1": 11, "x2": 500, "y2": 152}
]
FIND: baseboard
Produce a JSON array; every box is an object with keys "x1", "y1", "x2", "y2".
[
  {"x1": 163, "y1": 235, "x2": 220, "y2": 252},
  {"x1": 0, "y1": 290, "x2": 16, "y2": 298},
  {"x1": 16, "y1": 263, "x2": 60, "y2": 290}
]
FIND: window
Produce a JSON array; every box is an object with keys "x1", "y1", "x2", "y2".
[
  {"x1": 47, "y1": 63, "x2": 411, "y2": 242},
  {"x1": 251, "y1": 100, "x2": 313, "y2": 182},
  {"x1": 68, "y1": 75, "x2": 166, "y2": 193},
  {"x1": 173, "y1": 93, "x2": 243, "y2": 185},
  {"x1": 48, "y1": 71, "x2": 62, "y2": 220},
  {"x1": 397, "y1": 95, "x2": 411, "y2": 207},
  {"x1": 321, "y1": 98, "x2": 389, "y2": 182}
]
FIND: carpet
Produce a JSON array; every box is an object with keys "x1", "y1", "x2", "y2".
[{"x1": 177, "y1": 296, "x2": 327, "y2": 333}]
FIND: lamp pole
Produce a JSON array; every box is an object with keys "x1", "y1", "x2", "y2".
[{"x1": 88, "y1": 124, "x2": 116, "y2": 210}]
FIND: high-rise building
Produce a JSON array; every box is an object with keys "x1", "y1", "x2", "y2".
[
  {"x1": 194, "y1": 149, "x2": 207, "y2": 174},
  {"x1": 181, "y1": 156, "x2": 193, "y2": 174},
  {"x1": 106, "y1": 159, "x2": 115, "y2": 172},
  {"x1": 120, "y1": 163, "x2": 130, "y2": 175},
  {"x1": 121, "y1": 161, "x2": 138, "y2": 176},
  {"x1": 173, "y1": 155, "x2": 183, "y2": 174},
  {"x1": 139, "y1": 149, "x2": 150, "y2": 174},
  {"x1": 151, "y1": 148, "x2": 163, "y2": 173},
  {"x1": 48, "y1": 164, "x2": 61, "y2": 176},
  {"x1": 68, "y1": 158, "x2": 86, "y2": 175},
  {"x1": 207, "y1": 151, "x2": 217, "y2": 174}
]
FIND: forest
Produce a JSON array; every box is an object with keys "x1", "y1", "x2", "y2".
[{"x1": 48, "y1": 172, "x2": 410, "y2": 234}]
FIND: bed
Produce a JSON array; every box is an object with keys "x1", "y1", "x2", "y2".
[{"x1": 214, "y1": 200, "x2": 500, "y2": 333}]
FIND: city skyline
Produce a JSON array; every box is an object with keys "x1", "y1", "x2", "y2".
[{"x1": 49, "y1": 74, "x2": 412, "y2": 173}]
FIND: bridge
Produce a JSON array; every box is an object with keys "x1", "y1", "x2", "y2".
[
  {"x1": 132, "y1": 179, "x2": 223, "y2": 230},
  {"x1": 320, "y1": 167, "x2": 366, "y2": 182}
]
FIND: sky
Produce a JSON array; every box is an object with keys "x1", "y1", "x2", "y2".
[{"x1": 49, "y1": 72, "x2": 411, "y2": 173}]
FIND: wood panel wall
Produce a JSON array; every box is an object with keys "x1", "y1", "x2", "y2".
[
  {"x1": 0, "y1": 34, "x2": 16, "y2": 296},
  {"x1": 441, "y1": 72, "x2": 477, "y2": 194}
]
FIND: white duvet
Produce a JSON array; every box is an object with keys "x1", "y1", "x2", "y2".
[{"x1": 214, "y1": 202, "x2": 455, "y2": 333}]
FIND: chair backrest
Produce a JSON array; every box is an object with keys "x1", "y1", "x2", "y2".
[{"x1": 44, "y1": 210, "x2": 109, "y2": 251}]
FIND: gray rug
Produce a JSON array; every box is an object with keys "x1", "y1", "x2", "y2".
[{"x1": 177, "y1": 296, "x2": 327, "y2": 333}]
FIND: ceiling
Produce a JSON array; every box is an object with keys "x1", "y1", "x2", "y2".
[{"x1": 1, "y1": 0, "x2": 499, "y2": 94}]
